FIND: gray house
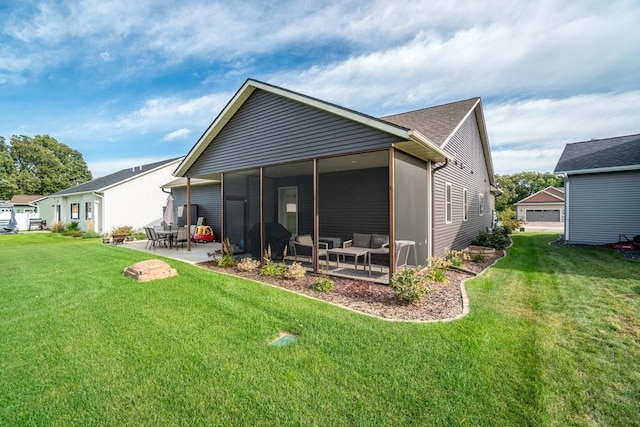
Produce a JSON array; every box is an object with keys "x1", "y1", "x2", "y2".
[
  {"x1": 554, "y1": 134, "x2": 640, "y2": 244},
  {"x1": 173, "y1": 79, "x2": 497, "y2": 280}
]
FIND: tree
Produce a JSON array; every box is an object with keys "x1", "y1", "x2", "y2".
[
  {"x1": 0, "y1": 135, "x2": 92, "y2": 200},
  {"x1": 495, "y1": 171, "x2": 563, "y2": 212}
]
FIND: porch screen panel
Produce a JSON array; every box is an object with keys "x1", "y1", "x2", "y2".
[{"x1": 394, "y1": 151, "x2": 428, "y2": 266}]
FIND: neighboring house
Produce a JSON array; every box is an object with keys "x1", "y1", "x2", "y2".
[
  {"x1": 514, "y1": 187, "x2": 564, "y2": 222},
  {"x1": 9, "y1": 195, "x2": 46, "y2": 230},
  {"x1": 172, "y1": 79, "x2": 497, "y2": 278},
  {"x1": 554, "y1": 133, "x2": 640, "y2": 245},
  {"x1": 38, "y1": 157, "x2": 184, "y2": 234}
]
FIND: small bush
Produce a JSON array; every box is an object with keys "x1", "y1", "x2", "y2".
[
  {"x1": 283, "y1": 262, "x2": 306, "y2": 280},
  {"x1": 236, "y1": 258, "x2": 260, "y2": 272},
  {"x1": 112, "y1": 225, "x2": 133, "y2": 236},
  {"x1": 426, "y1": 256, "x2": 450, "y2": 283},
  {"x1": 473, "y1": 230, "x2": 508, "y2": 250},
  {"x1": 500, "y1": 218, "x2": 523, "y2": 235},
  {"x1": 445, "y1": 249, "x2": 468, "y2": 267},
  {"x1": 312, "y1": 277, "x2": 334, "y2": 293},
  {"x1": 472, "y1": 253, "x2": 486, "y2": 264},
  {"x1": 67, "y1": 221, "x2": 80, "y2": 232},
  {"x1": 51, "y1": 222, "x2": 65, "y2": 233},
  {"x1": 390, "y1": 267, "x2": 430, "y2": 304},
  {"x1": 217, "y1": 254, "x2": 237, "y2": 268},
  {"x1": 261, "y1": 262, "x2": 286, "y2": 277}
]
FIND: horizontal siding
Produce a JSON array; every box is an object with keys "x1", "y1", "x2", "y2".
[
  {"x1": 567, "y1": 171, "x2": 640, "y2": 244},
  {"x1": 187, "y1": 90, "x2": 399, "y2": 176},
  {"x1": 433, "y1": 112, "x2": 492, "y2": 256},
  {"x1": 172, "y1": 184, "x2": 222, "y2": 239},
  {"x1": 319, "y1": 167, "x2": 389, "y2": 241}
]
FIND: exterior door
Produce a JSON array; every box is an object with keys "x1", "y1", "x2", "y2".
[{"x1": 278, "y1": 186, "x2": 298, "y2": 236}]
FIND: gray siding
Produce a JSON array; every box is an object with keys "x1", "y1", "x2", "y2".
[
  {"x1": 566, "y1": 170, "x2": 640, "y2": 244},
  {"x1": 395, "y1": 151, "x2": 429, "y2": 265},
  {"x1": 319, "y1": 167, "x2": 389, "y2": 240},
  {"x1": 187, "y1": 90, "x2": 400, "y2": 176},
  {"x1": 171, "y1": 183, "x2": 222, "y2": 239},
  {"x1": 433, "y1": 112, "x2": 492, "y2": 256}
]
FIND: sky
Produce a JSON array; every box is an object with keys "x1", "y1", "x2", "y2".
[{"x1": 1, "y1": 0, "x2": 639, "y2": 178}]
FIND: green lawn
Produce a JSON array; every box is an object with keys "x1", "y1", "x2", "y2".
[{"x1": 1, "y1": 233, "x2": 639, "y2": 426}]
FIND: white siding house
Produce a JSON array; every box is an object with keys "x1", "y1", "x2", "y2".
[{"x1": 37, "y1": 157, "x2": 183, "y2": 234}]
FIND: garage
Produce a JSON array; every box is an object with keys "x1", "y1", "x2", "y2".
[{"x1": 525, "y1": 209, "x2": 560, "y2": 222}]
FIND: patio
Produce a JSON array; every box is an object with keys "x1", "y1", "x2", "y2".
[{"x1": 123, "y1": 238, "x2": 222, "y2": 264}]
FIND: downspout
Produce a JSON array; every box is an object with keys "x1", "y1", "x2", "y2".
[
  {"x1": 564, "y1": 174, "x2": 569, "y2": 241},
  {"x1": 430, "y1": 159, "x2": 449, "y2": 259},
  {"x1": 92, "y1": 192, "x2": 104, "y2": 234}
]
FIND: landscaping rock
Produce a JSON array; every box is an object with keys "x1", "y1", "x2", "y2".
[{"x1": 123, "y1": 259, "x2": 177, "y2": 282}]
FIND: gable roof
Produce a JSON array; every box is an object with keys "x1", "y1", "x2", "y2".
[
  {"x1": 174, "y1": 79, "x2": 458, "y2": 177},
  {"x1": 554, "y1": 133, "x2": 640, "y2": 174},
  {"x1": 10, "y1": 195, "x2": 46, "y2": 204},
  {"x1": 52, "y1": 157, "x2": 183, "y2": 197},
  {"x1": 515, "y1": 186, "x2": 564, "y2": 205},
  {"x1": 381, "y1": 98, "x2": 480, "y2": 147}
]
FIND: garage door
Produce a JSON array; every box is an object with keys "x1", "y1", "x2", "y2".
[{"x1": 526, "y1": 209, "x2": 560, "y2": 222}]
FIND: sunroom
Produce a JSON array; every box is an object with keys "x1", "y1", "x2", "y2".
[{"x1": 173, "y1": 79, "x2": 451, "y2": 283}]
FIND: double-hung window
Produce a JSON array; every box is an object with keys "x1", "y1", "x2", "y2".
[
  {"x1": 445, "y1": 183, "x2": 452, "y2": 224},
  {"x1": 70, "y1": 203, "x2": 80, "y2": 220}
]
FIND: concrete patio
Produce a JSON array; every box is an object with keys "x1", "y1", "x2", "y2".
[{"x1": 120, "y1": 238, "x2": 222, "y2": 265}]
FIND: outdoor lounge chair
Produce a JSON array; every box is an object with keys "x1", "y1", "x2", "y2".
[{"x1": 292, "y1": 234, "x2": 329, "y2": 267}]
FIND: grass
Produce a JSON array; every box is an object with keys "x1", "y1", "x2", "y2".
[{"x1": 1, "y1": 233, "x2": 639, "y2": 425}]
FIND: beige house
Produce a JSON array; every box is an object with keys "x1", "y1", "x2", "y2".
[{"x1": 514, "y1": 186, "x2": 564, "y2": 222}]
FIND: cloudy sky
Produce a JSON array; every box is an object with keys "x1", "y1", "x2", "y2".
[{"x1": 1, "y1": 0, "x2": 638, "y2": 177}]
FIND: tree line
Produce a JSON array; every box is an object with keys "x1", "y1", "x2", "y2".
[
  {"x1": 495, "y1": 171, "x2": 563, "y2": 212},
  {"x1": 0, "y1": 135, "x2": 92, "y2": 200}
]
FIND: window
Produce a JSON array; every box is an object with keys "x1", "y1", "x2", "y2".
[
  {"x1": 463, "y1": 188, "x2": 468, "y2": 221},
  {"x1": 479, "y1": 193, "x2": 485, "y2": 216},
  {"x1": 445, "y1": 183, "x2": 452, "y2": 224},
  {"x1": 85, "y1": 202, "x2": 92, "y2": 220},
  {"x1": 70, "y1": 203, "x2": 80, "y2": 220}
]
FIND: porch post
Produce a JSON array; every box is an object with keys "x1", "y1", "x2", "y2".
[
  {"x1": 186, "y1": 177, "x2": 191, "y2": 251},
  {"x1": 312, "y1": 158, "x2": 319, "y2": 273},
  {"x1": 220, "y1": 173, "x2": 225, "y2": 244},
  {"x1": 389, "y1": 148, "x2": 396, "y2": 276},
  {"x1": 259, "y1": 167, "x2": 265, "y2": 262}
]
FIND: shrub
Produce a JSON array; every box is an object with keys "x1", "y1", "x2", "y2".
[
  {"x1": 236, "y1": 257, "x2": 260, "y2": 272},
  {"x1": 473, "y1": 230, "x2": 508, "y2": 250},
  {"x1": 472, "y1": 253, "x2": 486, "y2": 264},
  {"x1": 390, "y1": 267, "x2": 431, "y2": 304},
  {"x1": 112, "y1": 225, "x2": 133, "y2": 236},
  {"x1": 312, "y1": 277, "x2": 334, "y2": 293},
  {"x1": 283, "y1": 262, "x2": 306, "y2": 280},
  {"x1": 445, "y1": 249, "x2": 468, "y2": 267},
  {"x1": 50, "y1": 222, "x2": 65, "y2": 233},
  {"x1": 67, "y1": 221, "x2": 80, "y2": 232},
  {"x1": 500, "y1": 218, "x2": 523, "y2": 235},
  {"x1": 64, "y1": 230, "x2": 84, "y2": 238},
  {"x1": 261, "y1": 262, "x2": 286, "y2": 277},
  {"x1": 217, "y1": 238, "x2": 237, "y2": 268},
  {"x1": 426, "y1": 256, "x2": 450, "y2": 283}
]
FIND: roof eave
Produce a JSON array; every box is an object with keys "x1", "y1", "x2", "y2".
[{"x1": 556, "y1": 164, "x2": 640, "y2": 175}]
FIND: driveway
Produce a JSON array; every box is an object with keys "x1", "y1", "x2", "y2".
[{"x1": 519, "y1": 221, "x2": 564, "y2": 233}]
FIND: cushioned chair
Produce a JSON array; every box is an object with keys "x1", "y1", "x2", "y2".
[
  {"x1": 292, "y1": 234, "x2": 329, "y2": 267},
  {"x1": 175, "y1": 226, "x2": 189, "y2": 250}
]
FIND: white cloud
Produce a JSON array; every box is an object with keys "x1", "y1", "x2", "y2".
[
  {"x1": 87, "y1": 156, "x2": 172, "y2": 178},
  {"x1": 163, "y1": 128, "x2": 191, "y2": 141}
]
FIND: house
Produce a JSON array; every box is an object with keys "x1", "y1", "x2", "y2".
[
  {"x1": 38, "y1": 157, "x2": 183, "y2": 234},
  {"x1": 161, "y1": 177, "x2": 222, "y2": 238},
  {"x1": 172, "y1": 79, "x2": 497, "y2": 279},
  {"x1": 554, "y1": 133, "x2": 640, "y2": 245},
  {"x1": 9, "y1": 195, "x2": 46, "y2": 230},
  {"x1": 514, "y1": 187, "x2": 564, "y2": 222}
]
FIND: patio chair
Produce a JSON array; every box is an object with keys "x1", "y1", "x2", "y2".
[
  {"x1": 292, "y1": 234, "x2": 329, "y2": 267},
  {"x1": 143, "y1": 227, "x2": 154, "y2": 249},
  {"x1": 395, "y1": 241, "x2": 412, "y2": 271},
  {"x1": 148, "y1": 227, "x2": 168, "y2": 250},
  {"x1": 175, "y1": 226, "x2": 189, "y2": 250}
]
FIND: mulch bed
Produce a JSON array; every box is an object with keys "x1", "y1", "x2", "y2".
[{"x1": 197, "y1": 250, "x2": 504, "y2": 322}]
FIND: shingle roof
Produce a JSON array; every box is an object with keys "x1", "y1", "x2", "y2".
[
  {"x1": 10, "y1": 195, "x2": 45, "y2": 204},
  {"x1": 52, "y1": 157, "x2": 183, "y2": 196},
  {"x1": 515, "y1": 186, "x2": 564, "y2": 204},
  {"x1": 554, "y1": 133, "x2": 640, "y2": 173},
  {"x1": 380, "y1": 98, "x2": 480, "y2": 146}
]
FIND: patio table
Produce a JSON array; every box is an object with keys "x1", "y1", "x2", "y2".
[
  {"x1": 327, "y1": 247, "x2": 371, "y2": 276},
  {"x1": 156, "y1": 230, "x2": 177, "y2": 248}
]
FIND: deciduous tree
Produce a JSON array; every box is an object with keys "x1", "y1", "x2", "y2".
[{"x1": 496, "y1": 171, "x2": 563, "y2": 212}]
